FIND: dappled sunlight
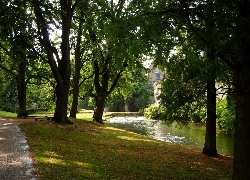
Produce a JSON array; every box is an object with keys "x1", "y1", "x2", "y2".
[
  {"x1": 43, "y1": 151, "x2": 63, "y2": 158},
  {"x1": 117, "y1": 135, "x2": 156, "y2": 143},
  {"x1": 20, "y1": 118, "x2": 233, "y2": 179},
  {"x1": 193, "y1": 161, "x2": 203, "y2": 165},
  {"x1": 36, "y1": 150, "x2": 97, "y2": 178},
  {"x1": 73, "y1": 161, "x2": 92, "y2": 169},
  {"x1": 41, "y1": 156, "x2": 67, "y2": 166},
  {"x1": 41, "y1": 152, "x2": 92, "y2": 168},
  {"x1": 104, "y1": 126, "x2": 137, "y2": 135},
  {"x1": 104, "y1": 126, "x2": 134, "y2": 135},
  {"x1": 76, "y1": 113, "x2": 93, "y2": 121},
  {"x1": 104, "y1": 126, "x2": 126, "y2": 131},
  {"x1": 205, "y1": 167, "x2": 213, "y2": 171},
  {"x1": 2, "y1": 122, "x2": 13, "y2": 126}
]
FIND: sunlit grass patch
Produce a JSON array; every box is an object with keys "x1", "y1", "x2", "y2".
[
  {"x1": 20, "y1": 118, "x2": 233, "y2": 180},
  {"x1": 75, "y1": 113, "x2": 93, "y2": 121},
  {"x1": 0, "y1": 110, "x2": 17, "y2": 117}
]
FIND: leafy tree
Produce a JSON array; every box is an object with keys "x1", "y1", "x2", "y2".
[
  {"x1": 174, "y1": 0, "x2": 250, "y2": 177},
  {"x1": 0, "y1": 0, "x2": 35, "y2": 116},
  {"x1": 83, "y1": 0, "x2": 148, "y2": 123},
  {"x1": 158, "y1": 45, "x2": 207, "y2": 122},
  {"x1": 69, "y1": 1, "x2": 94, "y2": 118},
  {"x1": 69, "y1": 16, "x2": 85, "y2": 118},
  {"x1": 135, "y1": 0, "x2": 219, "y2": 156},
  {"x1": 144, "y1": 0, "x2": 250, "y2": 177},
  {"x1": 31, "y1": 0, "x2": 76, "y2": 123},
  {"x1": 107, "y1": 62, "x2": 151, "y2": 112},
  {"x1": 0, "y1": 68, "x2": 17, "y2": 112}
]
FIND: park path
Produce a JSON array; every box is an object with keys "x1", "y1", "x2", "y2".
[{"x1": 0, "y1": 118, "x2": 38, "y2": 180}]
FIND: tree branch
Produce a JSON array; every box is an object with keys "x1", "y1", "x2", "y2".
[
  {"x1": 0, "y1": 43, "x2": 18, "y2": 77},
  {"x1": 26, "y1": 74, "x2": 56, "y2": 88},
  {"x1": 32, "y1": 0, "x2": 63, "y2": 86},
  {"x1": 107, "y1": 61, "x2": 128, "y2": 95},
  {"x1": 178, "y1": 0, "x2": 237, "y2": 69},
  {"x1": 0, "y1": 43, "x2": 18, "y2": 61},
  {"x1": 115, "y1": 0, "x2": 125, "y2": 17},
  {"x1": 0, "y1": 63, "x2": 17, "y2": 77},
  {"x1": 93, "y1": 59, "x2": 102, "y2": 93},
  {"x1": 79, "y1": 73, "x2": 94, "y2": 87},
  {"x1": 29, "y1": 45, "x2": 48, "y2": 63}
]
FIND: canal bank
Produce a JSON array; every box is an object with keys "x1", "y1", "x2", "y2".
[{"x1": 106, "y1": 116, "x2": 234, "y2": 156}]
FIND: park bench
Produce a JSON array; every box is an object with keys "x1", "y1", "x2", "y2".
[{"x1": 34, "y1": 116, "x2": 53, "y2": 121}]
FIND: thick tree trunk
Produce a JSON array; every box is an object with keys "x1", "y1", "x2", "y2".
[
  {"x1": 32, "y1": 0, "x2": 74, "y2": 124},
  {"x1": 17, "y1": 56, "x2": 27, "y2": 117},
  {"x1": 54, "y1": 83, "x2": 71, "y2": 123},
  {"x1": 53, "y1": 0, "x2": 72, "y2": 123},
  {"x1": 203, "y1": 47, "x2": 217, "y2": 156},
  {"x1": 93, "y1": 96, "x2": 106, "y2": 124},
  {"x1": 232, "y1": 1, "x2": 250, "y2": 178},
  {"x1": 203, "y1": 78, "x2": 218, "y2": 156},
  {"x1": 232, "y1": 63, "x2": 250, "y2": 179},
  {"x1": 202, "y1": 1, "x2": 217, "y2": 156}
]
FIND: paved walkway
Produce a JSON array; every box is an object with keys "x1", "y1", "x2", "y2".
[{"x1": 0, "y1": 118, "x2": 38, "y2": 180}]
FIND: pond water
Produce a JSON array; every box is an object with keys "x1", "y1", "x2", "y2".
[{"x1": 105, "y1": 117, "x2": 234, "y2": 156}]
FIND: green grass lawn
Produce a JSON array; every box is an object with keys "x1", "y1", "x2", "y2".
[
  {"x1": 20, "y1": 118, "x2": 233, "y2": 180},
  {"x1": 76, "y1": 113, "x2": 93, "y2": 121},
  {"x1": 0, "y1": 109, "x2": 106, "y2": 120},
  {"x1": 0, "y1": 110, "x2": 17, "y2": 117}
]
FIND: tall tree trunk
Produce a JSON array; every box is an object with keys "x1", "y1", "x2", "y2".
[
  {"x1": 69, "y1": 80, "x2": 80, "y2": 118},
  {"x1": 17, "y1": 54, "x2": 27, "y2": 117},
  {"x1": 53, "y1": 0, "x2": 72, "y2": 123},
  {"x1": 70, "y1": 23, "x2": 82, "y2": 118},
  {"x1": 232, "y1": 1, "x2": 250, "y2": 178},
  {"x1": 202, "y1": 1, "x2": 217, "y2": 156},
  {"x1": 233, "y1": 63, "x2": 250, "y2": 179},
  {"x1": 93, "y1": 96, "x2": 106, "y2": 124},
  {"x1": 203, "y1": 75, "x2": 218, "y2": 156},
  {"x1": 203, "y1": 45, "x2": 217, "y2": 156},
  {"x1": 32, "y1": 0, "x2": 74, "y2": 123}
]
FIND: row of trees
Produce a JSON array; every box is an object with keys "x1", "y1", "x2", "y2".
[
  {"x1": 0, "y1": 0, "x2": 151, "y2": 123},
  {"x1": 1, "y1": 0, "x2": 250, "y2": 179}
]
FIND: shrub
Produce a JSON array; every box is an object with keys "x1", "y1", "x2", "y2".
[
  {"x1": 144, "y1": 104, "x2": 163, "y2": 119},
  {"x1": 216, "y1": 99, "x2": 236, "y2": 135}
]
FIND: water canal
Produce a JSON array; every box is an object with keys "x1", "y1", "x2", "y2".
[{"x1": 105, "y1": 117, "x2": 234, "y2": 156}]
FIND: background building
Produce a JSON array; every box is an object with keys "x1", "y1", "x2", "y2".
[{"x1": 148, "y1": 64, "x2": 165, "y2": 106}]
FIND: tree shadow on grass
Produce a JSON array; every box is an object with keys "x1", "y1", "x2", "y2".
[{"x1": 21, "y1": 119, "x2": 233, "y2": 180}]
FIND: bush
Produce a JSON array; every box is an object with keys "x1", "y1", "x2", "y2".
[
  {"x1": 216, "y1": 99, "x2": 236, "y2": 135},
  {"x1": 144, "y1": 104, "x2": 163, "y2": 119}
]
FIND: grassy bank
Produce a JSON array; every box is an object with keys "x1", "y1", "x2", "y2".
[
  {"x1": 0, "y1": 110, "x2": 17, "y2": 117},
  {"x1": 20, "y1": 118, "x2": 233, "y2": 180}
]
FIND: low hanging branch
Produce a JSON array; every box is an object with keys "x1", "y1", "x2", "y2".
[
  {"x1": 79, "y1": 73, "x2": 94, "y2": 87},
  {"x1": 178, "y1": 0, "x2": 237, "y2": 69},
  {"x1": 25, "y1": 74, "x2": 56, "y2": 89},
  {"x1": 0, "y1": 43, "x2": 18, "y2": 77},
  {"x1": 107, "y1": 61, "x2": 128, "y2": 96}
]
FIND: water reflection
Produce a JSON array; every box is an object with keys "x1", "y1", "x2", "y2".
[{"x1": 105, "y1": 117, "x2": 234, "y2": 156}]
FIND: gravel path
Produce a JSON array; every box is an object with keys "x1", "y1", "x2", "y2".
[{"x1": 0, "y1": 118, "x2": 38, "y2": 180}]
